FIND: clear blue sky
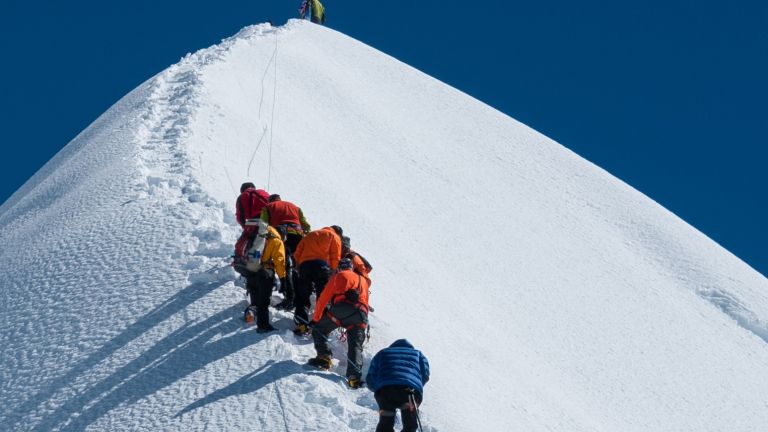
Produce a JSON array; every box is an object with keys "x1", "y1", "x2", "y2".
[{"x1": 2, "y1": 1, "x2": 766, "y2": 276}]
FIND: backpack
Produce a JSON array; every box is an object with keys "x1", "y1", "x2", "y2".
[
  {"x1": 346, "y1": 251, "x2": 373, "y2": 275},
  {"x1": 310, "y1": 0, "x2": 326, "y2": 24},
  {"x1": 234, "y1": 219, "x2": 270, "y2": 275},
  {"x1": 237, "y1": 189, "x2": 269, "y2": 229},
  {"x1": 338, "y1": 273, "x2": 363, "y2": 304}
]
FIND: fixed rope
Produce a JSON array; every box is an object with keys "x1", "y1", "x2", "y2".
[
  {"x1": 267, "y1": 30, "x2": 279, "y2": 190},
  {"x1": 248, "y1": 28, "x2": 280, "y2": 188},
  {"x1": 409, "y1": 391, "x2": 424, "y2": 432}
]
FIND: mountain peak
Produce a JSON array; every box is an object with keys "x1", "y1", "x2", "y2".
[{"x1": 1, "y1": 21, "x2": 767, "y2": 432}]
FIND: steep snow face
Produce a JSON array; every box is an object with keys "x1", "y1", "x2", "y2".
[{"x1": 1, "y1": 20, "x2": 767, "y2": 432}]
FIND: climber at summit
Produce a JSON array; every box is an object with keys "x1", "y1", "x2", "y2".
[{"x1": 299, "y1": 0, "x2": 326, "y2": 24}]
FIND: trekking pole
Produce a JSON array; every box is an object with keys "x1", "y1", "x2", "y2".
[
  {"x1": 203, "y1": 257, "x2": 234, "y2": 274},
  {"x1": 409, "y1": 391, "x2": 424, "y2": 432}
]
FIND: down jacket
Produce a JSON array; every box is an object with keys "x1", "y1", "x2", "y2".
[
  {"x1": 366, "y1": 339, "x2": 430, "y2": 396},
  {"x1": 294, "y1": 227, "x2": 342, "y2": 270},
  {"x1": 311, "y1": 269, "x2": 370, "y2": 322},
  {"x1": 236, "y1": 188, "x2": 269, "y2": 229}
]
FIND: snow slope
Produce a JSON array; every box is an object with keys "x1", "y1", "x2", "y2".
[{"x1": 1, "y1": 20, "x2": 767, "y2": 431}]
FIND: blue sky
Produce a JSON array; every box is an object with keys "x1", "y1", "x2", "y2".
[{"x1": 2, "y1": 1, "x2": 766, "y2": 276}]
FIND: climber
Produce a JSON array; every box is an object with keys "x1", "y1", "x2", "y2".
[
  {"x1": 366, "y1": 339, "x2": 430, "y2": 432},
  {"x1": 298, "y1": 0, "x2": 326, "y2": 24},
  {"x1": 292, "y1": 225, "x2": 343, "y2": 334},
  {"x1": 260, "y1": 194, "x2": 310, "y2": 310},
  {"x1": 235, "y1": 182, "x2": 269, "y2": 233},
  {"x1": 234, "y1": 219, "x2": 286, "y2": 333},
  {"x1": 341, "y1": 235, "x2": 373, "y2": 279},
  {"x1": 306, "y1": 258, "x2": 370, "y2": 389}
]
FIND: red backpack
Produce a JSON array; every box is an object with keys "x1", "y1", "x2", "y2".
[{"x1": 237, "y1": 188, "x2": 269, "y2": 230}]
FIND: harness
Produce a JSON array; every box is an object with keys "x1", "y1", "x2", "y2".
[
  {"x1": 327, "y1": 273, "x2": 368, "y2": 330},
  {"x1": 277, "y1": 222, "x2": 304, "y2": 236}
]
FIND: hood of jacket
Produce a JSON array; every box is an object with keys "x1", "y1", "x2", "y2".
[{"x1": 389, "y1": 339, "x2": 414, "y2": 349}]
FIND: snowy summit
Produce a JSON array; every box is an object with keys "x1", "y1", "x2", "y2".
[{"x1": 1, "y1": 20, "x2": 767, "y2": 432}]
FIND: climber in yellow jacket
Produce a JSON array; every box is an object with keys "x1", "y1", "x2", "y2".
[{"x1": 237, "y1": 220, "x2": 286, "y2": 333}]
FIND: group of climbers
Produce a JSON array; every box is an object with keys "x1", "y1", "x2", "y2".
[
  {"x1": 232, "y1": 182, "x2": 429, "y2": 431},
  {"x1": 260, "y1": 193, "x2": 310, "y2": 310}
]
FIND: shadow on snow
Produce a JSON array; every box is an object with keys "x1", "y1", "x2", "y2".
[
  {"x1": 20, "y1": 279, "x2": 261, "y2": 431},
  {"x1": 174, "y1": 359, "x2": 343, "y2": 418},
  {"x1": 7, "y1": 279, "x2": 221, "y2": 430}
]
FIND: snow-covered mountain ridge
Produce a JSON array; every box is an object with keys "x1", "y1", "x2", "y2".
[{"x1": 1, "y1": 20, "x2": 767, "y2": 431}]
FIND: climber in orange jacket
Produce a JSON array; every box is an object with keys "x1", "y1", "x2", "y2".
[
  {"x1": 307, "y1": 258, "x2": 370, "y2": 388},
  {"x1": 341, "y1": 235, "x2": 373, "y2": 280},
  {"x1": 312, "y1": 262, "x2": 370, "y2": 323},
  {"x1": 292, "y1": 225, "x2": 343, "y2": 334},
  {"x1": 294, "y1": 226, "x2": 342, "y2": 270}
]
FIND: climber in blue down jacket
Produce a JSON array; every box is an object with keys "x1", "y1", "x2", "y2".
[{"x1": 366, "y1": 339, "x2": 430, "y2": 432}]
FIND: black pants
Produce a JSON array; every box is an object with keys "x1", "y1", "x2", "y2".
[
  {"x1": 246, "y1": 268, "x2": 275, "y2": 328},
  {"x1": 294, "y1": 260, "x2": 331, "y2": 325},
  {"x1": 311, "y1": 302, "x2": 367, "y2": 378},
  {"x1": 282, "y1": 233, "x2": 303, "y2": 303},
  {"x1": 283, "y1": 232, "x2": 303, "y2": 254},
  {"x1": 280, "y1": 253, "x2": 298, "y2": 303},
  {"x1": 374, "y1": 386, "x2": 422, "y2": 432}
]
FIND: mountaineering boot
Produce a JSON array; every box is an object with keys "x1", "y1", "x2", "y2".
[
  {"x1": 307, "y1": 355, "x2": 333, "y2": 370},
  {"x1": 347, "y1": 375, "x2": 362, "y2": 389},
  {"x1": 274, "y1": 298, "x2": 293, "y2": 311},
  {"x1": 257, "y1": 323, "x2": 277, "y2": 334},
  {"x1": 243, "y1": 307, "x2": 255, "y2": 324},
  {"x1": 293, "y1": 323, "x2": 310, "y2": 336}
]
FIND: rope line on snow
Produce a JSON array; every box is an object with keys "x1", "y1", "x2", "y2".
[
  {"x1": 261, "y1": 380, "x2": 277, "y2": 426},
  {"x1": 274, "y1": 380, "x2": 291, "y2": 432},
  {"x1": 248, "y1": 29, "x2": 280, "y2": 189},
  {"x1": 222, "y1": 121, "x2": 237, "y2": 195},
  {"x1": 267, "y1": 30, "x2": 279, "y2": 190},
  {"x1": 258, "y1": 32, "x2": 279, "y2": 120},
  {"x1": 224, "y1": 166, "x2": 237, "y2": 196},
  {"x1": 247, "y1": 126, "x2": 269, "y2": 177}
]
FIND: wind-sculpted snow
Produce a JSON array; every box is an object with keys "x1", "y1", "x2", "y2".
[{"x1": 1, "y1": 20, "x2": 767, "y2": 432}]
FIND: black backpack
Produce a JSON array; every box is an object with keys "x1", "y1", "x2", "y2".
[
  {"x1": 334, "y1": 273, "x2": 363, "y2": 304},
  {"x1": 345, "y1": 275, "x2": 362, "y2": 303}
]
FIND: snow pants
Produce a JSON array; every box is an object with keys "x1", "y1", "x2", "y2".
[
  {"x1": 245, "y1": 268, "x2": 275, "y2": 328},
  {"x1": 282, "y1": 232, "x2": 303, "y2": 255},
  {"x1": 311, "y1": 302, "x2": 368, "y2": 378},
  {"x1": 294, "y1": 260, "x2": 331, "y2": 325},
  {"x1": 283, "y1": 233, "x2": 303, "y2": 302},
  {"x1": 374, "y1": 386, "x2": 422, "y2": 432}
]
